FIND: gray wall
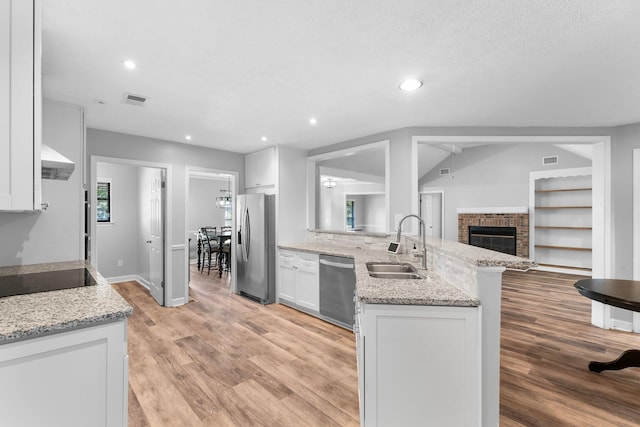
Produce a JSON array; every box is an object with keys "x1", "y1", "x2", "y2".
[
  {"x1": 87, "y1": 128, "x2": 245, "y2": 303},
  {"x1": 96, "y1": 163, "x2": 139, "y2": 278},
  {"x1": 611, "y1": 123, "x2": 640, "y2": 278},
  {"x1": 308, "y1": 126, "x2": 640, "y2": 276},
  {"x1": 420, "y1": 143, "x2": 591, "y2": 240},
  {"x1": 0, "y1": 100, "x2": 84, "y2": 267}
]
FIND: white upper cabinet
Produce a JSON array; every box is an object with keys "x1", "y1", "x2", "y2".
[
  {"x1": 0, "y1": 0, "x2": 41, "y2": 211},
  {"x1": 245, "y1": 147, "x2": 275, "y2": 189}
]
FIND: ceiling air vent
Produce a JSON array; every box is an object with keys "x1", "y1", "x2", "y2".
[
  {"x1": 439, "y1": 168, "x2": 450, "y2": 176},
  {"x1": 121, "y1": 92, "x2": 149, "y2": 107},
  {"x1": 542, "y1": 155, "x2": 559, "y2": 166}
]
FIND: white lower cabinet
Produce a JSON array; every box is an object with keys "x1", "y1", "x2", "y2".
[
  {"x1": 356, "y1": 303, "x2": 481, "y2": 427},
  {"x1": 0, "y1": 320, "x2": 129, "y2": 427},
  {"x1": 277, "y1": 249, "x2": 319, "y2": 312}
]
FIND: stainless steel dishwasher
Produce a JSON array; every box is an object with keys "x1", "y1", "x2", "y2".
[{"x1": 319, "y1": 254, "x2": 356, "y2": 330}]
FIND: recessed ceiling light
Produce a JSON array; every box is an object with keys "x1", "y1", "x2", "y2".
[
  {"x1": 261, "y1": 136, "x2": 268, "y2": 142},
  {"x1": 399, "y1": 78, "x2": 423, "y2": 91},
  {"x1": 123, "y1": 60, "x2": 136, "y2": 70},
  {"x1": 309, "y1": 117, "x2": 317, "y2": 125},
  {"x1": 185, "y1": 135, "x2": 192, "y2": 140}
]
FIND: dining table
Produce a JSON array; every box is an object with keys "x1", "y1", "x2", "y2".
[
  {"x1": 574, "y1": 278, "x2": 640, "y2": 372},
  {"x1": 196, "y1": 228, "x2": 232, "y2": 277}
]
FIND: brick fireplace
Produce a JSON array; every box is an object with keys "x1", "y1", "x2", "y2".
[{"x1": 457, "y1": 208, "x2": 529, "y2": 258}]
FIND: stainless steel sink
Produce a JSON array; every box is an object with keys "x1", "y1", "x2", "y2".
[
  {"x1": 366, "y1": 262, "x2": 422, "y2": 279},
  {"x1": 368, "y1": 272, "x2": 423, "y2": 279}
]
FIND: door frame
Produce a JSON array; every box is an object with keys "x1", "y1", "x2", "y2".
[
  {"x1": 184, "y1": 166, "x2": 238, "y2": 295},
  {"x1": 90, "y1": 155, "x2": 172, "y2": 305},
  {"x1": 419, "y1": 190, "x2": 445, "y2": 238}
]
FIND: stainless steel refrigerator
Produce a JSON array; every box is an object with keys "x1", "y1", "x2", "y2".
[{"x1": 236, "y1": 193, "x2": 276, "y2": 304}]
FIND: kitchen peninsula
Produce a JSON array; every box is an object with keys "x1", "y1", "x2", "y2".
[
  {"x1": 280, "y1": 230, "x2": 535, "y2": 427},
  {"x1": 0, "y1": 261, "x2": 132, "y2": 427}
]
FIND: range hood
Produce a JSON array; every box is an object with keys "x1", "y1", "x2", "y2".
[{"x1": 41, "y1": 144, "x2": 75, "y2": 180}]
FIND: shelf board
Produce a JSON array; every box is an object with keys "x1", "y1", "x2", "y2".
[
  {"x1": 537, "y1": 263, "x2": 592, "y2": 272},
  {"x1": 535, "y1": 188, "x2": 592, "y2": 193},
  {"x1": 535, "y1": 244, "x2": 592, "y2": 251},
  {"x1": 535, "y1": 206, "x2": 592, "y2": 209},
  {"x1": 535, "y1": 226, "x2": 592, "y2": 230}
]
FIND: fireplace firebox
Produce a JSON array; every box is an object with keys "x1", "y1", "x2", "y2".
[{"x1": 468, "y1": 226, "x2": 517, "y2": 256}]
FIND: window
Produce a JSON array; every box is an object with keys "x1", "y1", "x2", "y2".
[
  {"x1": 97, "y1": 180, "x2": 112, "y2": 223},
  {"x1": 346, "y1": 200, "x2": 355, "y2": 229}
]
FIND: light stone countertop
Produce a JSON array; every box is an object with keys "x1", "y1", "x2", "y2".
[
  {"x1": 0, "y1": 260, "x2": 132, "y2": 344},
  {"x1": 278, "y1": 241, "x2": 481, "y2": 307},
  {"x1": 418, "y1": 235, "x2": 536, "y2": 270}
]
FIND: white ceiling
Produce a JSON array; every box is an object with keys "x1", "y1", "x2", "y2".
[{"x1": 41, "y1": 1, "x2": 640, "y2": 154}]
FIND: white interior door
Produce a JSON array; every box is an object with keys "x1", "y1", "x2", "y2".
[
  {"x1": 149, "y1": 170, "x2": 164, "y2": 306},
  {"x1": 420, "y1": 192, "x2": 442, "y2": 238}
]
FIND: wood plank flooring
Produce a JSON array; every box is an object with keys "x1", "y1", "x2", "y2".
[
  {"x1": 113, "y1": 267, "x2": 359, "y2": 427},
  {"x1": 113, "y1": 267, "x2": 640, "y2": 426},
  {"x1": 500, "y1": 269, "x2": 640, "y2": 427}
]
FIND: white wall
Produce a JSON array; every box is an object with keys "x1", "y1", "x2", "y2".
[
  {"x1": 0, "y1": 100, "x2": 83, "y2": 267},
  {"x1": 420, "y1": 143, "x2": 591, "y2": 240},
  {"x1": 95, "y1": 163, "x2": 139, "y2": 279}
]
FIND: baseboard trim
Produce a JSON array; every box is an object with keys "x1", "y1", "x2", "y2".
[
  {"x1": 106, "y1": 274, "x2": 139, "y2": 284},
  {"x1": 136, "y1": 275, "x2": 150, "y2": 290},
  {"x1": 171, "y1": 297, "x2": 186, "y2": 307}
]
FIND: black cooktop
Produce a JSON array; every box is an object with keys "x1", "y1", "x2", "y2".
[{"x1": 0, "y1": 268, "x2": 97, "y2": 298}]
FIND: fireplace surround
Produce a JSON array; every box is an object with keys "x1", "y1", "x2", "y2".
[{"x1": 458, "y1": 208, "x2": 529, "y2": 258}]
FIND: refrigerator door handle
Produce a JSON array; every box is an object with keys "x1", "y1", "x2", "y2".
[{"x1": 243, "y1": 207, "x2": 251, "y2": 262}]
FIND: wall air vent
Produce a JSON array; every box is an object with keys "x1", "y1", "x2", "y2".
[
  {"x1": 440, "y1": 168, "x2": 450, "y2": 176},
  {"x1": 542, "y1": 155, "x2": 559, "y2": 166},
  {"x1": 121, "y1": 92, "x2": 149, "y2": 107}
]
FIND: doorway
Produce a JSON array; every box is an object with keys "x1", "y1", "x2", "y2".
[
  {"x1": 185, "y1": 167, "x2": 238, "y2": 295},
  {"x1": 419, "y1": 191, "x2": 444, "y2": 238},
  {"x1": 91, "y1": 156, "x2": 171, "y2": 307}
]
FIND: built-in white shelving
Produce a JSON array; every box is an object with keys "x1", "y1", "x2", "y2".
[{"x1": 530, "y1": 169, "x2": 593, "y2": 275}]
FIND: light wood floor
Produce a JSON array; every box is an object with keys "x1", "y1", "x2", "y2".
[{"x1": 113, "y1": 267, "x2": 640, "y2": 426}]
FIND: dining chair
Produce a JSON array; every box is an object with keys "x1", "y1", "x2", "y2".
[
  {"x1": 219, "y1": 226, "x2": 232, "y2": 276},
  {"x1": 200, "y1": 226, "x2": 218, "y2": 275}
]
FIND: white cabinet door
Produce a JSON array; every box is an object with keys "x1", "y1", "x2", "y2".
[
  {"x1": 245, "y1": 147, "x2": 275, "y2": 189},
  {"x1": 277, "y1": 251, "x2": 297, "y2": 302},
  {"x1": 277, "y1": 250, "x2": 319, "y2": 312},
  {"x1": 361, "y1": 304, "x2": 481, "y2": 427},
  {"x1": 0, "y1": 320, "x2": 128, "y2": 427},
  {"x1": 295, "y1": 253, "x2": 319, "y2": 311},
  {"x1": 0, "y1": 0, "x2": 41, "y2": 211}
]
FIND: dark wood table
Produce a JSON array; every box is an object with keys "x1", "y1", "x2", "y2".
[
  {"x1": 575, "y1": 278, "x2": 640, "y2": 372},
  {"x1": 196, "y1": 229, "x2": 231, "y2": 277}
]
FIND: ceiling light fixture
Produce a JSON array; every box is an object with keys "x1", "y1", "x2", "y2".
[
  {"x1": 216, "y1": 175, "x2": 232, "y2": 209},
  {"x1": 123, "y1": 60, "x2": 136, "y2": 70},
  {"x1": 399, "y1": 78, "x2": 423, "y2": 91},
  {"x1": 185, "y1": 135, "x2": 192, "y2": 140},
  {"x1": 322, "y1": 178, "x2": 337, "y2": 188},
  {"x1": 309, "y1": 117, "x2": 317, "y2": 125},
  {"x1": 261, "y1": 136, "x2": 268, "y2": 142}
]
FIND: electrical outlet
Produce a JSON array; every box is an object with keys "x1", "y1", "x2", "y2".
[{"x1": 117, "y1": 259, "x2": 123, "y2": 267}]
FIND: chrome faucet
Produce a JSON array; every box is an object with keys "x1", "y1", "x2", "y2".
[{"x1": 396, "y1": 214, "x2": 428, "y2": 269}]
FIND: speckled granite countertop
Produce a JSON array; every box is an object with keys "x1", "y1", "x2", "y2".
[
  {"x1": 278, "y1": 242, "x2": 480, "y2": 307},
  {"x1": 0, "y1": 261, "x2": 132, "y2": 344},
  {"x1": 418, "y1": 235, "x2": 536, "y2": 270}
]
